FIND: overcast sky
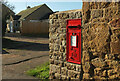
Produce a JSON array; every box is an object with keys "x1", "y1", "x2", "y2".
[{"x1": 7, "y1": 1, "x2": 83, "y2": 14}]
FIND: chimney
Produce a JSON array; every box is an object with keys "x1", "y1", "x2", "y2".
[{"x1": 27, "y1": 6, "x2": 31, "y2": 9}]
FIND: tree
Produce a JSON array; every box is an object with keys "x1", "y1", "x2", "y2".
[{"x1": 0, "y1": 0, "x2": 15, "y2": 10}]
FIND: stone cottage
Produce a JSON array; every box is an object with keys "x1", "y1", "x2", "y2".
[{"x1": 49, "y1": 2, "x2": 120, "y2": 80}]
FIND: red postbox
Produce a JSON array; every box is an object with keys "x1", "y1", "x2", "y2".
[{"x1": 66, "y1": 19, "x2": 81, "y2": 64}]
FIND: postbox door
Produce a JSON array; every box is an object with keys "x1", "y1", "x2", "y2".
[
  {"x1": 67, "y1": 31, "x2": 81, "y2": 64},
  {"x1": 66, "y1": 19, "x2": 81, "y2": 64}
]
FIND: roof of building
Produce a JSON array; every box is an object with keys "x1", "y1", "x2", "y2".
[
  {"x1": 17, "y1": 4, "x2": 50, "y2": 20},
  {"x1": 2, "y1": 4, "x2": 15, "y2": 16}
]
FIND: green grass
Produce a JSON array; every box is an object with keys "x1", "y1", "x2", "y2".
[{"x1": 26, "y1": 62, "x2": 49, "y2": 79}]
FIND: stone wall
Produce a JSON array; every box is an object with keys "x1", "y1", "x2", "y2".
[
  {"x1": 82, "y1": 2, "x2": 120, "y2": 79},
  {"x1": 49, "y1": 9, "x2": 82, "y2": 80},
  {"x1": 49, "y1": 2, "x2": 120, "y2": 80}
]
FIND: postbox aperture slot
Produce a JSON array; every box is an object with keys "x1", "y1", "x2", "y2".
[{"x1": 68, "y1": 26, "x2": 77, "y2": 28}]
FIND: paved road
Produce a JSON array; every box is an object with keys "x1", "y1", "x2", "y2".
[{"x1": 2, "y1": 33, "x2": 49, "y2": 79}]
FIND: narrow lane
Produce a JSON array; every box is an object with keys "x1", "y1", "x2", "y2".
[{"x1": 2, "y1": 33, "x2": 49, "y2": 79}]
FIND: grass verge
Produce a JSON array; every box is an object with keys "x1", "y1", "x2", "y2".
[{"x1": 26, "y1": 62, "x2": 49, "y2": 79}]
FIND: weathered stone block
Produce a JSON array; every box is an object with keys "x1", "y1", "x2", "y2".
[
  {"x1": 94, "y1": 76, "x2": 106, "y2": 79},
  {"x1": 49, "y1": 71, "x2": 55, "y2": 79},
  {"x1": 49, "y1": 14, "x2": 58, "y2": 19},
  {"x1": 82, "y1": 51, "x2": 90, "y2": 64},
  {"x1": 49, "y1": 59, "x2": 54, "y2": 64},
  {"x1": 53, "y1": 52, "x2": 59, "y2": 60},
  {"x1": 83, "y1": 62, "x2": 91, "y2": 73},
  {"x1": 83, "y1": 23, "x2": 110, "y2": 54},
  {"x1": 62, "y1": 40, "x2": 66, "y2": 46},
  {"x1": 111, "y1": 34, "x2": 120, "y2": 42},
  {"x1": 82, "y1": 2, "x2": 90, "y2": 24},
  {"x1": 108, "y1": 69, "x2": 117, "y2": 76},
  {"x1": 50, "y1": 64, "x2": 57, "y2": 73},
  {"x1": 55, "y1": 39, "x2": 60, "y2": 44},
  {"x1": 83, "y1": 73, "x2": 91, "y2": 79},
  {"x1": 104, "y1": 6, "x2": 119, "y2": 22},
  {"x1": 91, "y1": 58, "x2": 107, "y2": 68},
  {"x1": 69, "y1": 12, "x2": 76, "y2": 19},
  {"x1": 61, "y1": 67, "x2": 68, "y2": 76},
  {"x1": 66, "y1": 63, "x2": 76, "y2": 70},
  {"x1": 107, "y1": 60, "x2": 119, "y2": 69},
  {"x1": 49, "y1": 53, "x2": 53, "y2": 59},
  {"x1": 105, "y1": 54, "x2": 115, "y2": 60},
  {"x1": 91, "y1": 23, "x2": 110, "y2": 54},
  {"x1": 94, "y1": 68, "x2": 107, "y2": 77},
  {"x1": 64, "y1": 62, "x2": 67, "y2": 67},
  {"x1": 76, "y1": 65, "x2": 81, "y2": 72},
  {"x1": 91, "y1": 9, "x2": 103, "y2": 19},
  {"x1": 91, "y1": 17, "x2": 109, "y2": 23},
  {"x1": 109, "y1": 74, "x2": 120, "y2": 79},
  {"x1": 54, "y1": 60, "x2": 59, "y2": 65},
  {"x1": 58, "y1": 13, "x2": 69, "y2": 19},
  {"x1": 111, "y1": 28, "x2": 120, "y2": 37},
  {"x1": 109, "y1": 18, "x2": 120, "y2": 27},
  {"x1": 61, "y1": 28, "x2": 66, "y2": 33},
  {"x1": 68, "y1": 70, "x2": 80, "y2": 78},
  {"x1": 55, "y1": 73, "x2": 61, "y2": 79},
  {"x1": 62, "y1": 53, "x2": 66, "y2": 61},
  {"x1": 54, "y1": 44, "x2": 60, "y2": 51},
  {"x1": 60, "y1": 21, "x2": 67, "y2": 28},
  {"x1": 59, "y1": 61, "x2": 64, "y2": 67},
  {"x1": 56, "y1": 66, "x2": 61, "y2": 74},
  {"x1": 110, "y1": 41, "x2": 120, "y2": 54},
  {"x1": 60, "y1": 45, "x2": 65, "y2": 52},
  {"x1": 61, "y1": 75, "x2": 67, "y2": 80},
  {"x1": 58, "y1": 54, "x2": 63, "y2": 61},
  {"x1": 117, "y1": 54, "x2": 120, "y2": 59},
  {"x1": 92, "y1": 52, "x2": 100, "y2": 56}
]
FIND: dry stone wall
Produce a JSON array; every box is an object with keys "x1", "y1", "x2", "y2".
[
  {"x1": 49, "y1": 2, "x2": 120, "y2": 80},
  {"x1": 82, "y1": 2, "x2": 120, "y2": 79},
  {"x1": 49, "y1": 9, "x2": 82, "y2": 80}
]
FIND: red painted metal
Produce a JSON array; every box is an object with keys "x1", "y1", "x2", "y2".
[{"x1": 66, "y1": 19, "x2": 81, "y2": 64}]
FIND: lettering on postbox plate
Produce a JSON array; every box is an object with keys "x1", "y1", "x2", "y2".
[{"x1": 71, "y1": 36, "x2": 77, "y2": 47}]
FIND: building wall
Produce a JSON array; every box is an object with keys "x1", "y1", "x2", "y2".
[
  {"x1": 13, "y1": 20, "x2": 20, "y2": 31},
  {"x1": 49, "y1": 2, "x2": 120, "y2": 80},
  {"x1": 49, "y1": 9, "x2": 82, "y2": 79},
  {"x1": 2, "y1": 4, "x2": 15, "y2": 36},
  {"x1": 20, "y1": 19, "x2": 49, "y2": 35},
  {"x1": 26, "y1": 5, "x2": 53, "y2": 20},
  {"x1": 82, "y1": 2, "x2": 120, "y2": 79}
]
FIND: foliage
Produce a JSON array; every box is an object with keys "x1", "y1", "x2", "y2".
[
  {"x1": 26, "y1": 62, "x2": 49, "y2": 79},
  {"x1": 0, "y1": 0, "x2": 15, "y2": 10}
]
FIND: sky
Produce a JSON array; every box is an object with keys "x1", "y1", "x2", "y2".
[{"x1": 7, "y1": 1, "x2": 83, "y2": 14}]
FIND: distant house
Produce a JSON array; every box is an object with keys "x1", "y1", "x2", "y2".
[
  {"x1": 17, "y1": 4, "x2": 53, "y2": 21},
  {"x1": 9, "y1": 4, "x2": 53, "y2": 34}
]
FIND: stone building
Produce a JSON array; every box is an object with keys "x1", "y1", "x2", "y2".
[{"x1": 49, "y1": 2, "x2": 120, "y2": 80}]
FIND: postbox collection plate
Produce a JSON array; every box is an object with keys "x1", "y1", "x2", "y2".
[{"x1": 66, "y1": 19, "x2": 81, "y2": 64}]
